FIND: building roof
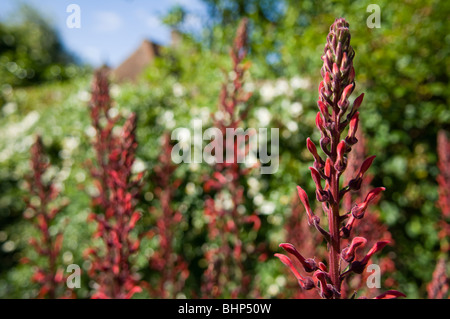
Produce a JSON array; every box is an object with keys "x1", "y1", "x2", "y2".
[{"x1": 112, "y1": 40, "x2": 161, "y2": 83}]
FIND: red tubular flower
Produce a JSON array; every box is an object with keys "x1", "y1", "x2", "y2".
[
  {"x1": 349, "y1": 240, "x2": 390, "y2": 274},
  {"x1": 348, "y1": 155, "x2": 376, "y2": 190},
  {"x1": 318, "y1": 101, "x2": 330, "y2": 122},
  {"x1": 275, "y1": 254, "x2": 314, "y2": 290},
  {"x1": 335, "y1": 140, "x2": 347, "y2": 171},
  {"x1": 279, "y1": 243, "x2": 318, "y2": 273},
  {"x1": 351, "y1": 187, "x2": 385, "y2": 219},
  {"x1": 351, "y1": 93, "x2": 365, "y2": 115},
  {"x1": 307, "y1": 137, "x2": 324, "y2": 167},
  {"x1": 314, "y1": 271, "x2": 336, "y2": 299},
  {"x1": 296, "y1": 186, "x2": 319, "y2": 226},
  {"x1": 345, "y1": 112, "x2": 359, "y2": 145},
  {"x1": 324, "y1": 158, "x2": 332, "y2": 179},
  {"x1": 341, "y1": 237, "x2": 367, "y2": 262}
]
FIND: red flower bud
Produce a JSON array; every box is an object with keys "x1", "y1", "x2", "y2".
[
  {"x1": 359, "y1": 155, "x2": 376, "y2": 177},
  {"x1": 352, "y1": 93, "x2": 364, "y2": 111},
  {"x1": 307, "y1": 138, "x2": 324, "y2": 166},
  {"x1": 346, "y1": 112, "x2": 359, "y2": 145},
  {"x1": 317, "y1": 101, "x2": 330, "y2": 121},
  {"x1": 332, "y1": 63, "x2": 339, "y2": 77},
  {"x1": 324, "y1": 158, "x2": 332, "y2": 178},
  {"x1": 315, "y1": 112, "x2": 325, "y2": 133},
  {"x1": 309, "y1": 167, "x2": 323, "y2": 192}
]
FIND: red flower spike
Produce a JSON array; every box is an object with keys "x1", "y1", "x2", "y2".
[
  {"x1": 277, "y1": 18, "x2": 403, "y2": 299},
  {"x1": 279, "y1": 243, "x2": 318, "y2": 273}
]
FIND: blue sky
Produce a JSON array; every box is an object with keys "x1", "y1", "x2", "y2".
[{"x1": 0, "y1": 0, "x2": 207, "y2": 67}]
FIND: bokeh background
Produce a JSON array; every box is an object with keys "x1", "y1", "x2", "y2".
[{"x1": 0, "y1": 0, "x2": 449, "y2": 298}]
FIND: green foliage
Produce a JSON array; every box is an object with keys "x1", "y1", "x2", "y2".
[{"x1": 0, "y1": 5, "x2": 87, "y2": 88}]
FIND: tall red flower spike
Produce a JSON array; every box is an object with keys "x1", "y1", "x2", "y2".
[
  {"x1": 24, "y1": 136, "x2": 70, "y2": 298},
  {"x1": 85, "y1": 68, "x2": 144, "y2": 299},
  {"x1": 147, "y1": 133, "x2": 189, "y2": 298},
  {"x1": 276, "y1": 18, "x2": 404, "y2": 299},
  {"x1": 201, "y1": 18, "x2": 261, "y2": 298}
]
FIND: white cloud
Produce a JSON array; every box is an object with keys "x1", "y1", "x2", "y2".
[
  {"x1": 135, "y1": 10, "x2": 163, "y2": 30},
  {"x1": 94, "y1": 11, "x2": 123, "y2": 32}
]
